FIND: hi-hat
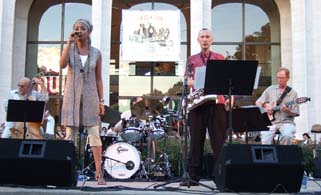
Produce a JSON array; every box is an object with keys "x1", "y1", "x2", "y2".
[{"x1": 131, "y1": 98, "x2": 164, "y2": 120}]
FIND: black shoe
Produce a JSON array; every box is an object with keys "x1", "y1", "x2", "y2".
[{"x1": 179, "y1": 180, "x2": 199, "y2": 186}]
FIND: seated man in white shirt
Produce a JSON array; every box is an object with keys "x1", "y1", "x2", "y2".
[{"x1": 2, "y1": 77, "x2": 48, "y2": 139}]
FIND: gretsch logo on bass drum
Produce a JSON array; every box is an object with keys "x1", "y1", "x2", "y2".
[{"x1": 117, "y1": 146, "x2": 129, "y2": 154}]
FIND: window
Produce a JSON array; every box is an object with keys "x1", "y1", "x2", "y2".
[
  {"x1": 26, "y1": 0, "x2": 91, "y2": 121},
  {"x1": 110, "y1": 2, "x2": 188, "y2": 112},
  {"x1": 212, "y1": 0, "x2": 280, "y2": 106}
]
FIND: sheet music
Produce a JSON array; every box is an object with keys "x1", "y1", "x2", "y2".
[
  {"x1": 194, "y1": 66, "x2": 206, "y2": 90},
  {"x1": 253, "y1": 66, "x2": 262, "y2": 89}
]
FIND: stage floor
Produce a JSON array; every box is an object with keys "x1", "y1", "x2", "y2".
[{"x1": 0, "y1": 179, "x2": 320, "y2": 195}]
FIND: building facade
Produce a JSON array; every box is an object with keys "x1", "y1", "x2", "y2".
[{"x1": 0, "y1": 0, "x2": 320, "y2": 139}]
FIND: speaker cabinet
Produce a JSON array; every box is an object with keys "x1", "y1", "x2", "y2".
[
  {"x1": 0, "y1": 139, "x2": 77, "y2": 187},
  {"x1": 214, "y1": 144, "x2": 304, "y2": 193}
]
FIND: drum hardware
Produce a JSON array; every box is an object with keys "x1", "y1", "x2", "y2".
[
  {"x1": 134, "y1": 116, "x2": 172, "y2": 181},
  {"x1": 79, "y1": 132, "x2": 95, "y2": 182},
  {"x1": 156, "y1": 148, "x2": 172, "y2": 178},
  {"x1": 150, "y1": 130, "x2": 172, "y2": 181},
  {"x1": 135, "y1": 158, "x2": 153, "y2": 180},
  {"x1": 136, "y1": 147, "x2": 172, "y2": 181},
  {"x1": 80, "y1": 159, "x2": 96, "y2": 181}
]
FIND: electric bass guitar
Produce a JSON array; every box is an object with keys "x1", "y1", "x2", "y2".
[{"x1": 266, "y1": 97, "x2": 310, "y2": 121}]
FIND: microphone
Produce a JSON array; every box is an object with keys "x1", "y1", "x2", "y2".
[
  {"x1": 125, "y1": 161, "x2": 135, "y2": 170},
  {"x1": 73, "y1": 31, "x2": 82, "y2": 37}
]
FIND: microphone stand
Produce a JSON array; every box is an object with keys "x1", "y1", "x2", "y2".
[{"x1": 154, "y1": 68, "x2": 214, "y2": 190}]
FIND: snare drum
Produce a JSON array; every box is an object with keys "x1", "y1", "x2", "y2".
[{"x1": 104, "y1": 142, "x2": 141, "y2": 179}]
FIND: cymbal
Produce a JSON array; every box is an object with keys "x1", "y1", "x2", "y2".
[
  {"x1": 131, "y1": 98, "x2": 164, "y2": 120},
  {"x1": 101, "y1": 105, "x2": 121, "y2": 125}
]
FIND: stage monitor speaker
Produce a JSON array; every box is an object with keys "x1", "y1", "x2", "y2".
[
  {"x1": 214, "y1": 144, "x2": 304, "y2": 193},
  {"x1": 0, "y1": 139, "x2": 77, "y2": 187}
]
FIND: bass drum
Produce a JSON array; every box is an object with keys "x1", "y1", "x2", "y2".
[{"x1": 104, "y1": 142, "x2": 140, "y2": 179}]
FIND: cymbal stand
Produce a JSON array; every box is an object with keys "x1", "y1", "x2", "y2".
[
  {"x1": 145, "y1": 117, "x2": 156, "y2": 178},
  {"x1": 153, "y1": 134, "x2": 172, "y2": 179},
  {"x1": 136, "y1": 160, "x2": 150, "y2": 179}
]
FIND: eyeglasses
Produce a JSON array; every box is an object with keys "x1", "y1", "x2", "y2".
[{"x1": 18, "y1": 84, "x2": 26, "y2": 88}]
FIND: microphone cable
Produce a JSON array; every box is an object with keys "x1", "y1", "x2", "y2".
[{"x1": 73, "y1": 37, "x2": 77, "y2": 143}]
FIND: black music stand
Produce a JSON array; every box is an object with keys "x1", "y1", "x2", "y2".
[
  {"x1": 6, "y1": 100, "x2": 45, "y2": 139},
  {"x1": 232, "y1": 106, "x2": 271, "y2": 143},
  {"x1": 204, "y1": 60, "x2": 258, "y2": 143}
]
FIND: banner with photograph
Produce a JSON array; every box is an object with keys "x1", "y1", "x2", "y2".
[{"x1": 121, "y1": 10, "x2": 181, "y2": 62}]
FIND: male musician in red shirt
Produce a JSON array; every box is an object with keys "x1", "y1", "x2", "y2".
[{"x1": 181, "y1": 28, "x2": 230, "y2": 186}]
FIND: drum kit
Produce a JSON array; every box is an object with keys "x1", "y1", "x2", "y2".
[{"x1": 83, "y1": 97, "x2": 178, "y2": 181}]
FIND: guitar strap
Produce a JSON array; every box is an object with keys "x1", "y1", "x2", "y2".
[{"x1": 276, "y1": 86, "x2": 292, "y2": 106}]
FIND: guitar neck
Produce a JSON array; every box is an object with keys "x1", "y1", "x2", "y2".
[{"x1": 272, "y1": 100, "x2": 295, "y2": 112}]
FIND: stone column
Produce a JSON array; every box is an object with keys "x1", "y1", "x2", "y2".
[
  {"x1": 305, "y1": 0, "x2": 321, "y2": 138},
  {"x1": 190, "y1": 0, "x2": 211, "y2": 55},
  {"x1": 92, "y1": 0, "x2": 112, "y2": 105},
  {"x1": 0, "y1": 0, "x2": 15, "y2": 122},
  {"x1": 291, "y1": 0, "x2": 308, "y2": 138}
]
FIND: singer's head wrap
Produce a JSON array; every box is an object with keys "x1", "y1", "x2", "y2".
[{"x1": 73, "y1": 19, "x2": 93, "y2": 33}]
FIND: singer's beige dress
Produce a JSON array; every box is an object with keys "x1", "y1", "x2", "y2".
[{"x1": 61, "y1": 44, "x2": 101, "y2": 127}]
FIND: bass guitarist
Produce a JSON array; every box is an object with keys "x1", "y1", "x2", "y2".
[{"x1": 255, "y1": 67, "x2": 299, "y2": 145}]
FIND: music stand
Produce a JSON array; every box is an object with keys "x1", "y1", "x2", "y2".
[
  {"x1": 204, "y1": 60, "x2": 258, "y2": 143},
  {"x1": 232, "y1": 106, "x2": 271, "y2": 143},
  {"x1": 6, "y1": 100, "x2": 45, "y2": 139}
]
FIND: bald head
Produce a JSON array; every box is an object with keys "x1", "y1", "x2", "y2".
[
  {"x1": 17, "y1": 77, "x2": 31, "y2": 95},
  {"x1": 197, "y1": 28, "x2": 213, "y2": 52}
]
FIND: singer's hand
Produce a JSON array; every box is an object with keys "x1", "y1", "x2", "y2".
[
  {"x1": 99, "y1": 103, "x2": 105, "y2": 115},
  {"x1": 67, "y1": 32, "x2": 78, "y2": 44},
  {"x1": 32, "y1": 77, "x2": 43, "y2": 85}
]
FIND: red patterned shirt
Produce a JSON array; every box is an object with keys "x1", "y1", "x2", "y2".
[{"x1": 185, "y1": 51, "x2": 226, "y2": 104}]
